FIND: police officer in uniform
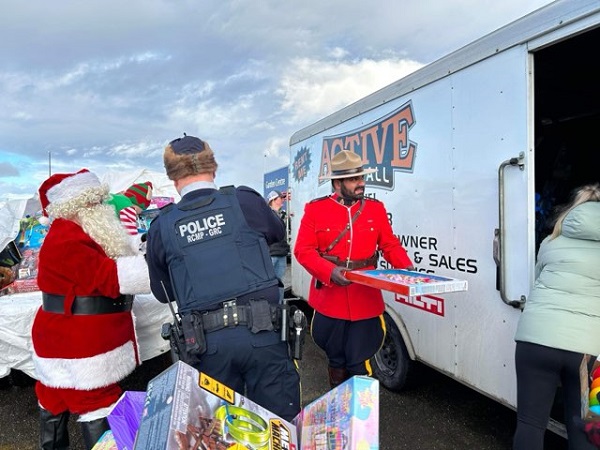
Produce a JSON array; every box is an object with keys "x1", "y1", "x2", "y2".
[
  {"x1": 294, "y1": 150, "x2": 414, "y2": 388},
  {"x1": 146, "y1": 135, "x2": 301, "y2": 421}
]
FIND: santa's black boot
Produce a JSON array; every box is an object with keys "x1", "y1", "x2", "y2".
[
  {"x1": 80, "y1": 417, "x2": 110, "y2": 450},
  {"x1": 39, "y1": 408, "x2": 70, "y2": 450}
]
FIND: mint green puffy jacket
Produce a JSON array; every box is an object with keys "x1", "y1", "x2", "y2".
[{"x1": 515, "y1": 201, "x2": 600, "y2": 355}]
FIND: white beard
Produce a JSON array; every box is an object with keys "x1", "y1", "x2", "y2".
[{"x1": 77, "y1": 203, "x2": 136, "y2": 259}]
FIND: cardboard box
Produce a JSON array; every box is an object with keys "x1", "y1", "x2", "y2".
[
  {"x1": 92, "y1": 430, "x2": 118, "y2": 450},
  {"x1": 344, "y1": 269, "x2": 467, "y2": 298},
  {"x1": 294, "y1": 376, "x2": 379, "y2": 450},
  {"x1": 134, "y1": 361, "x2": 298, "y2": 450},
  {"x1": 1, "y1": 221, "x2": 47, "y2": 296}
]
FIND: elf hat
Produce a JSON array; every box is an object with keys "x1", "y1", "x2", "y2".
[
  {"x1": 38, "y1": 169, "x2": 102, "y2": 225},
  {"x1": 123, "y1": 182, "x2": 153, "y2": 210}
]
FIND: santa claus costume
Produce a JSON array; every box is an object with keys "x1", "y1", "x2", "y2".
[{"x1": 32, "y1": 169, "x2": 150, "y2": 450}]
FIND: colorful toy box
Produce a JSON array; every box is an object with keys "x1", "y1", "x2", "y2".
[
  {"x1": 92, "y1": 430, "x2": 118, "y2": 450},
  {"x1": 0, "y1": 219, "x2": 48, "y2": 296},
  {"x1": 133, "y1": 361, "x2": 298, "y2": 450},
  {"x1": 294, "y1": 376, "x2": 379, "y2": 450},
  {"x1": 345, "y1": 269, "x2": 467, "y2": 298},
  {"x1": 581, "y1": 355, "x2": 600, "y2": 421}
]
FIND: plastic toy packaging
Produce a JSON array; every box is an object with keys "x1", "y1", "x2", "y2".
[{"x1": 579, "y1": 355, "x2": 600, "y2": 448}]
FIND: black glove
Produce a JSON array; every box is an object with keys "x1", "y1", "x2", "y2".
[{"x1": 330, "y1": 266, "x2": 351, "y2": 286}]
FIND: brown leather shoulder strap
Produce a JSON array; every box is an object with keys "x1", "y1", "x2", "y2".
[{"x1": 323, "y1": 200, "x2": 365, "y2": 254}]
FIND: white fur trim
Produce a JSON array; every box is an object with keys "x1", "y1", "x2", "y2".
[
  {"x1": 47, "y1": 171, "x2": 101, "y2": 206},
  {"x1": 117, "y1": 254, "x2": 151, "y2": 294},
  {"x1": 128, "y1": 233, "x2": 144, "y2": 254},
  {"x1": 78, "y1": 403, "x2": 116, "y2": 422},
  {"x1": 38, "y1": 215, "x2": 51, "y2": 226},
  {"x1": 32, "y1": 341, "x2": 137, "y2": 390}
]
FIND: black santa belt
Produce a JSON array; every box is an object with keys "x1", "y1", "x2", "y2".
[{"x1": 42, "y1": 293, "x2": 134, "y2": 315}]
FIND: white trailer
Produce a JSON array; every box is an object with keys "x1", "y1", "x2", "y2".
[{"x1": 288, "y1": 0, "x2": 600, "y2": 433}]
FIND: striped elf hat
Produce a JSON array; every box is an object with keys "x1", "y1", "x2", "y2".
[{"x1": 123, "y1": 181, "x2": 153, "y2": 210}]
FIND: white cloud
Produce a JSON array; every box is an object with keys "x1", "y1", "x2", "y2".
[
  {"x1": 0, "y1": 0, "x2": 554, "y2": 197},
  {"x1": 278, "y1": 56, "x2": 424, "y2": 124}
]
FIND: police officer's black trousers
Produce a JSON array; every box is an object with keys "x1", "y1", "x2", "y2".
[{"x1": 193, "y1": 325, "x2": 301, "y2": 422}]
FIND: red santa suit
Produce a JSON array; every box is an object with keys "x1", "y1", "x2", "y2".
[
  {"x1": 32, "y1": 169, "x2": 150, "y2": 420},
  {"x1": 294, "y1": 193, "x2": 412, "y2": 320}
]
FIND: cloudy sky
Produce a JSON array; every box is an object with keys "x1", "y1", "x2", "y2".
[{"x1": 0, "y1": 0, "x2": 553, "y2": 199}]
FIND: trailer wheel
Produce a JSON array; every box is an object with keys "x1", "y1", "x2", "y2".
[{"x1": 371, "y1": 312, "x2": 413, "y2": 391}]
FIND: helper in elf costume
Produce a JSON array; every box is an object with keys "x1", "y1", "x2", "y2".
[
  {"x1": 32, "y1": 169, "x2": 151, "y2": 450},
  {"x1": 107, "y1": 181, "x2": 153, "y2": 236}
]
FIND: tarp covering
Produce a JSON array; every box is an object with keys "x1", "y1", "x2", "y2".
[
  {"x1": 0, "y1": 199, "x2": 28, "y2": 253},
  {"x1": 101, "y1": 168, "x2": 180, "y2": 200}
]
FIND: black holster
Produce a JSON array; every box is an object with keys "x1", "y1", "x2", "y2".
[
  {"x1": 182, "y1": 313, "x2": 207, "y2": 356},
  {"x1": 162, "y1": 318, "x2": 203, "y2": 365},
  {"x1": 286, "y1": 306, "x2": 307, "y2": 360}
]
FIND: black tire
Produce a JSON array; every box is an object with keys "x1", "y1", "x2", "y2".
[{"x1": 371, "y1": 312, "x2": 414, "y2": 391}]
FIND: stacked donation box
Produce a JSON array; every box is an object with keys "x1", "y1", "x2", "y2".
[
  {"x1": 133, "y1": 361, "x2": 297, "y2": 449},
  {"x1": 294, "y1": 375, "x2": 379, "y2": 450},
  {"x1": 94, "y1": 360, "x2": 380, "y2": 450}
]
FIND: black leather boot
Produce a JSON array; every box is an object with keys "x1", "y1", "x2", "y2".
[
  {"x1": 328, "y1": 366, "x2": 349, "y2": 389},
  {"x1": 80, "y1": 417, "x2": 110, "y2": 450},
  {"x1": 39, "y1": 408, "x2": 70, "y2": 450}
]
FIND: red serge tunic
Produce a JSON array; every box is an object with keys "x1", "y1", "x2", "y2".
[{"x1": 294, "y1": 194, "x2": 412, "y2": 321}]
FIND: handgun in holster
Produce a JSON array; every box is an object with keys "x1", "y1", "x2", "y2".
[
  {"x1": 160, "y1": 318, "x2": 186, "y2": 361},
  {"x1": 159, "y1": 281, "x2": 206, "y2": 364},
  {"x1": 284, "y1": 305, "x2": 307, "y2": 360}
]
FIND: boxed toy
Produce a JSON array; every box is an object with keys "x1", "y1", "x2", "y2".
[
  {"x1": 133, "y1": 361, "x2": 298, "y2": 450},
  {"x1": 345, "y1": 269, "x2": 467, "y2": 298},
  {"x1": 581, "y1": 354, "x2": 600, "y2": 421},
  {"x1": 294, "y1": 376, "x2": 379, "y2": 450},
  {"x1": 92, "y1": 430, "x2": 118, "y2": 450},
  {"x1": 1, "y1": 218, "x2": 48, "y2": 296}
]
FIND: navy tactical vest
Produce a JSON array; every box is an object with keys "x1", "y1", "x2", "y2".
[{"x1": 159, "y1": 186, "x2": 277, "y2": 313}]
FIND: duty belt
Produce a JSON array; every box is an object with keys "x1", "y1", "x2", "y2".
[
  {"x1": 321, "y1": 253, "x2": 378, "y2": 270},
  {"x1": 195, "y1": 300, "x2": 281, "y2": 333},
  {"x1": 42, "y1": 293, "x2": 134, "y2": 315}
]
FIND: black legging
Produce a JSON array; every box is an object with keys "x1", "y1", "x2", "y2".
[{"x1": 513, "y1": 341, "x2": 594, "y2": 450}]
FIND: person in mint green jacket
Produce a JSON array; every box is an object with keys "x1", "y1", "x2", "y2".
[{"x1": 513, "y1": 183, "x2": 600, "y2": 450}]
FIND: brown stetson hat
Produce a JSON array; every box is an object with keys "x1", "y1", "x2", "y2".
[{"x1": 319, "y1": 150, "x2": 377, "y2": 180}]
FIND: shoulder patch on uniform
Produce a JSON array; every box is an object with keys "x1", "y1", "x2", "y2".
[
  {"x1": 156, "y1": 202, "x2": 174, "y2": 219},
  {"x1": 219, "y1": 185, "x2": 236, "y2": 195},
  {"x1": 236, "y1": 185, "x2": 262, "y2": 197},
  {"x1": 309, "y1": 195, "x2": 331, "y2": 204}
]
